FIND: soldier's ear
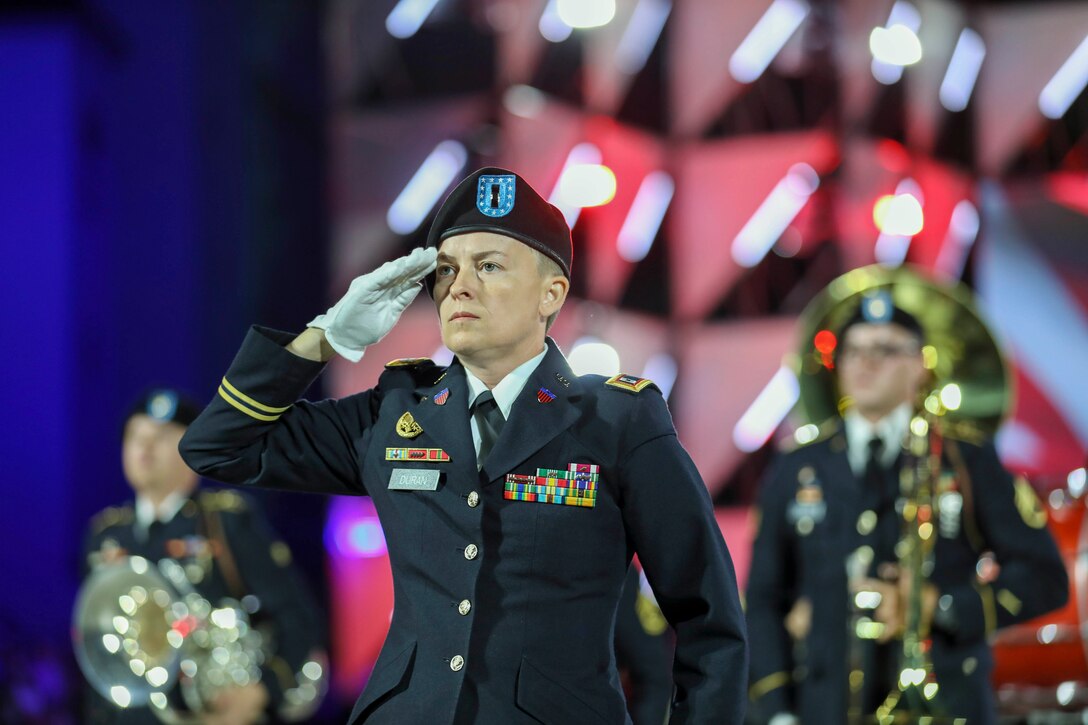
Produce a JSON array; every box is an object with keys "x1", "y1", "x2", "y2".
[{"x1": 540, "y1": 274, "x2": 568, "y2": 317}]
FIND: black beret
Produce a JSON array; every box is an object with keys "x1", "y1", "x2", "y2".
[
  {"x1": 125, "y1": 388, "x2": 202, "y2": 428},
  {"x1": 838, "y1": 289, "x2": 925, "y2": 342},
  {"x1": 425, "y1": 167, "x2": 572, "y2": 279}
]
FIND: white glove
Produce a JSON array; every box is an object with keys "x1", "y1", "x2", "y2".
[{"x1": 308, "y1": 247, "x2": 438, "y2": 362}]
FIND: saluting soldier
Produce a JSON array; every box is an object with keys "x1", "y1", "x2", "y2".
[
  {"x1": 745, "y1": 290, "x2": 1068, "y2": 724},
  {"x1": 82, "y1": 389, "x2": 328, "y2": 724},
  {"x1": 179, "y1": 167, "x2": 748, "y2": 724}
]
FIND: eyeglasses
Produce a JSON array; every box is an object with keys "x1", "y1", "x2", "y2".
[{"x1": 838, "y1": 343, "x2": 919, "y2": 363}]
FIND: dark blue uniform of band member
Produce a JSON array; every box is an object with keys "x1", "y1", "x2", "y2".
[
  {"x1": 179, "y1": 330, "x2": 747, "y2": 724},
  {"x1": 745, "y1": 422, "x2": 1068, "y2": 723},
  {"x1": 82, "y1": 489, "x2": 327, "y2": 724}
]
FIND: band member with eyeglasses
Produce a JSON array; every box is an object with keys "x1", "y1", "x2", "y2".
[
  {"x1": 178, "y1": 167, "x2": 747, "y2": 724},
  {"x1": 745, "y1": 290, "x2": 1067, "y2": 724}
]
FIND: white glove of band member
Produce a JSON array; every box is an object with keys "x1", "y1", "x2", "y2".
[{"x1": 308, "y1": 246, "x2": 438, "y2": 362}]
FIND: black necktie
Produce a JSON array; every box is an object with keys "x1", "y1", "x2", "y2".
[
  {"x1": 472, "y1": 390, "x2": 505, "y2": 468},
  {"x1": 864, "y1": 436, "x2": 900, "y2": 570},
  {"x1": 864, "y1": 437, "x2": 885, "y2": 492}
]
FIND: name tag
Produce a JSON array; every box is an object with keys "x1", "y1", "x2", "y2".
[{"x1": 388, "y1": 468, "x2": 441, "y2": 491}]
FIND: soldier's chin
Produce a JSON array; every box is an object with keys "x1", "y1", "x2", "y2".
[{"x1": 440, "y1": 329, "x2": 477, "y2": 356}]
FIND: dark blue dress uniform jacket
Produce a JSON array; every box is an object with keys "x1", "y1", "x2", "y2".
[
  {"x1": 81, "y1": 489, "x2": 326, "y2": 724},
  {"x1": 179, "y1": 327, "x2": 748, "y2": 724},
  {"x1": 745, "y1": 423, "x2": 1067, "y2": 724}
]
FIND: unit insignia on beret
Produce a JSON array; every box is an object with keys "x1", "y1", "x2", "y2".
[{"x1": 477, "y1": 175, "x2": 516, "y2": 218}]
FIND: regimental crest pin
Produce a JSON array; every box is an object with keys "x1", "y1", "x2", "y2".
[
  {"x1": 396, "y1": 411, "x2": 424, "y2": 439},
  {"x1": 477, "y1": 175, "x2": 516, "y2": 217},
  {"x1": 536, "y1": 387, "x2": 556, "y2": 404},
  {"x1": 434, "y1": 388, "x2": 450, "y2": 406}
]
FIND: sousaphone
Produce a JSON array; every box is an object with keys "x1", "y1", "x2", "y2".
[{"x1": 791, "y1": 264, "x2": 1011, "y2": 435}]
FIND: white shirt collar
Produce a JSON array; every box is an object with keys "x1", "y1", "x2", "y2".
[
  {"x1": 464, "y1": 345, "x2": 548, "y2": 420},
  {"x1": 844, "y1": 402, "x2": 913, "y2": 475},
  {"x1": 135, "y1": 490, "x2": 188, "y2": 530}
]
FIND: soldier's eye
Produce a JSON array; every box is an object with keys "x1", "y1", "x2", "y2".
[{"x1": 481, "y1": 262, "x2": 499, "y2": 272}]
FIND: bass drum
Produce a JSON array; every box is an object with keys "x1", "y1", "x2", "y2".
[{"x1": 991, "y1": 491, "x2": 1088, "y2": 712}]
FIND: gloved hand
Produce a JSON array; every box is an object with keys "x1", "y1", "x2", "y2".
[{"x1": 308, "y1": 246, "x2": 437, "y2": 362}]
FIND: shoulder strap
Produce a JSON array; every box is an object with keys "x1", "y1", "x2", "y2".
[{"x1": 199, "y1": 499, "x2": 247, "y2": 599}]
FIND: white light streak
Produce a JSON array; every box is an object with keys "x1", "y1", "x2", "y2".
[
  {"x1": 939, "y1": 28, "x2": 985, "y2": 112},
  {"x1": 874, "y1": 233, "x2": 911, "y2": 267},
  {"x1": 733, "y1": 366, "x2": 800, "y2": 452},
  {"x1": 569, "y1": 338, "x2": 621, "y2": 377},
  {"x1": 386, "y1": 0, "x2": 443, "y2": 39},
  {"x1": 876, "y1": 193, "x2": 924, "y2": 236},
  {"x1": 557, "y1": 164, "x2": 617, "y2": 208},
  {"x1": 1069, "y1": 468, "x2": 1087, "y2": 498},
  {"x1": 540, "y1": 0, "x2": 573, "y2": 43},
  {"x1": 732, "y1": 163, "x2": 819, "y2": 268},
  {"x1": 558, "y1": 0, "x2": 615, "y2": 29},
  {"x1": 549, "y1": 143, "x2": 602, "y2": 228},
  {"x1": 503, "y1": 85, "x2": 547, "y2": 118},
  {"x1": 729, "y1": 0, "x2": 810, "y2": 83},
  {"x1": 387, "y1": 140, "x2": 467, "y2": 235},
  {"x1": 616, "y1": 0, "x2": 672, "y2": 74},
  {"x1": 1039, "y1": 33, "x2": 1088, "y2": 119},
  {"x1": 617, "y1": 171, "x2": 674, "y2": 262},
  {"x1": 870, "y1": 1, "x2": 921, "y2": 84},
  {"x1": 641, "y1": 352, "x2": 678, "y2": 399},
  {"x1": 934, "y1": 199, "x2": 979, "y2": 279},
  {"x1": 869, "y1": 24, "x2": 922, "y2": 66}
]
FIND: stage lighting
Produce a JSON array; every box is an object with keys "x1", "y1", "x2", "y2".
[
  {"x1": 939, "y1": 28, "x2": 985, "y2": 112},
  {"x1": 1039, "y1": 33, "x2": 1088, "y2": 119},
  {"x1": 557, "y1": 0, "x2": 616, "y2": 29},
  {"x1": 558, "y1": 164, "x2": 617, "y2": 208},
  {"x1": 386, "y1": 140, "x2": 467, "y2": 235},
  {"x1": 385, "y1": 0, "x2": 441, "y2": 39},
  {"x1": 732, "y1": 163, "x2": 819, "y2": 268},
  {"x1": 569, "y1": 338, "x2": 622, "y2": 376},
  {"x1": 549, "y1": 143, "x2": 603, "y2": 227},
  {"x1": 729, "y1": 0, "x2": 810, "y2": 84},
  {"x1": 617, "y1": 171, "x2": 674, "y2": 262},
  {"x1": 733, "y1": 366, "x2": 800, "y2": 452}
]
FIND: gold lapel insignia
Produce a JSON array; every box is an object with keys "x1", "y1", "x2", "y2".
[{"x1": 396, "y1": 411, "x2": 424, "y2": 439}]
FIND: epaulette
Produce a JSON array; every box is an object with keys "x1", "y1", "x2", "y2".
[
  {"x1": 90, "y1": 505, "x2": 133, "y2": 535},
  {"x1": 940, "y1": 420, "x2": 987, "y2": 446},
  {"x1": 778, "y1": 417, "x2": 840, "y2": 452},
  {"x1": 385, "y1": 357, "x2": 434, "y2": 369},
  {"x1": 199, "y1": 489, "x2": 248, "y2": 513},
  {"x1": 604, "y1": 374, "x2": 658, "y2": 394}
]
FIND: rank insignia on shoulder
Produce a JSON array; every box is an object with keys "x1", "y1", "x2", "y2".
[
  {"x1": 385, "y1": 357, "x2": 433, "y2": 368},
  {"x1": 605, "y1": 374, "x2": 655, "y2": 393},
  {"x1": 1013, "y1": 477, "x2": 1047, "y2": 529},
  {"x1": 91, "y1": 505, "x2": 134, "y2": 535},
  {"x1": 396, "y1": 411, "x2": 424, "y2": 439}
]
